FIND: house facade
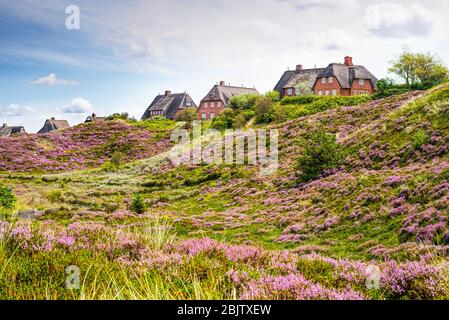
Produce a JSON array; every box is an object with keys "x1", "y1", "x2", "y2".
[
  {"x1": 142, "y1": 91, "x2": 197, "y2": 120},
  {"x1": 198, "y1": 81, "x2": 259, "y2": 120},
  {"x1": 274, "y1": 56, "x2": 377, "y2": 99},
  {"x1": 0, "y1": 123, "x2": 26, "y2": 137},
  {"x1": 38, "y1": 117, "x2": 70, "y2": 134}
]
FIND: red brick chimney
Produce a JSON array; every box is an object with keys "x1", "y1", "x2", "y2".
[
  {"x1": 296, "y1": 64, "x2": 303, "y2": 72},
  {"x1": 344, "y1": 56, "x2": 353, "y2": 66},
  {"x1": 219, "y1": 81, "x2": 226, "y2": 86},
  {"x1": 164, "y1": 90, "x2": 171, "y2": 96}
]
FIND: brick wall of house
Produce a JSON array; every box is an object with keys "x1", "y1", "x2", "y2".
[
  {"x1": 197, "y1": 100, "x2": 224, "y2": 120},
  {"x1": 351, "y1": 79, "x2": 374, "y2": 95},
  {"x1": 313, "y1": 76, "x2": 343, "y2": 96}
]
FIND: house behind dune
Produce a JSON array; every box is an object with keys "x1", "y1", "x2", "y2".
[
  {"x1": 0, "y1": 123, "x2": 27, "y2": 137},
  {"x1": 37, "y1": 117, "x2": 70, "y2": 134},
  {"x1": 142, "y1": 91, "x2": 197, "y2": 120}
]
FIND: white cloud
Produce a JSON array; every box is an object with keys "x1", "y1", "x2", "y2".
[
  {"x1": 303, "y1": 28, "x2": 356, "y2": 50},
  {"x1": 32, "y1": 73, "x2": 77, "y2": 86},
  {"x1": 59, "y1": 98, "x2": 93, "y2": 114},
  {"x1": 0, "y1": 104, "x2": 35, "y2": 116},
  {"x1": 363, "y1": 3, "x2": 434, "y2": 38}
]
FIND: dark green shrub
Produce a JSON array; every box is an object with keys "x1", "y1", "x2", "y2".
[
  {"x1": 131, "y1": 194, "x2": 146, "y2": 214},
  {"x1": 175, "y1": 107, "x2": 198, "y2": 122},
  {"x1": 0, "y1": 183, "x2": 16, "y2": 209},
  {"x1": 227, "y1": 94, "x2": 260, "y2": 110},
  {"x1": 412, "y1": 129, "x2": 429, "y2": 149},
  {"x1": 255, "y1": 96, "x2": 275, "y2": 124},
  {"x1": 296, "y1": 127, "x2": 343, "y2": 183}
]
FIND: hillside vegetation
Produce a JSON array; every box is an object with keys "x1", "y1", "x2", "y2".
[{"x1": 1, "y1": 84, "x2": 449, "y2": 299}]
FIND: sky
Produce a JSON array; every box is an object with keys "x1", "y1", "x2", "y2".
[{"x1": 1, "y1": 0, "x2": 449, "y2": 133}]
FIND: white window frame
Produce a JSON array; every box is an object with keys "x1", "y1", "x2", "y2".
[
  {"x1": 210, "y1": 113, "x2": 216, "y2": 119},
  {"x1": 201, "y1": 113, "x2": 207, "y2": 119},
  {"x1": 359, "y1": 79, "x2": 365, "y2": 86},
  {"x1": 318, "y1": 90, "x2": 323, "y2": 96},
  {"x1": 287, "y1": 88, "x2": 293, "y2": 96},
  {"x1": 354, "y1": 90, "x2": 358, "y2": 95},
  {"x1": 332, "y1": 89, "x2": 337, "y2": 96},
  {"x1": 328, "y1": 77, "x2": 333, "y2": 84},
  {"x1": 325, "y1": 90, "x2": 330, "y2": 96},
  {"x1": 322, "y1": 78, "x2": 326, "y2": 84}
]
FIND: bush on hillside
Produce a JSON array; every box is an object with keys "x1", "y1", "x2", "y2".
[
  {"x1": 227, "y1": 94, "x2": 260, "y2": 110},
  {"x1": 107, "y1": 112, "x2": 136, "y2": 121},
  {"x1": 210, "y1": 108, "x2": 236, "y2": 130},
  {"x1": 296, "y1": 127, "x2": 343, "y2": 183},
  {"x1": 175, "y1": 107, "x2": 198, "y2": 122},
  {"x1": 131, "y1": 194, "x2": 146, "y2": 214},
  {"x1": 255, "y1": 96, "x2": 275, "y2": 124},
  {"x1": 0, "y1": 184, "x2": 16, "y2": 209}
]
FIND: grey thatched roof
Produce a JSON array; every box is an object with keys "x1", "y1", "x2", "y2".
[
  {"x1": 201, "y1": 85, "x2": 259, "y2": 105},
  {"x1": 142, "y1": 92, "x2": 197, "y2": 120},
  {"x1": 274, "y1": 61, "x2": 378, "y2": 93},
  {"x1": 38, "y1": 118, "x2": 70, "y2": 134},
  {"x1": 85, "y1": 113, "x2": 106, "y2": 123},
  {"x1": 0, "y1": 124, "x2": 26, "y2": 137}
]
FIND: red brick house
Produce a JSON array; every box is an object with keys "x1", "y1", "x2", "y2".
[
  {"x1": 142, "y1": 91, "x2": 197, "y2": 120},
  {"x1": 274, "y1": 56, "x2": 377, "y2": 99},
  {"x1": 198, "y1": 81, "x2": 259, "y2": 120}
]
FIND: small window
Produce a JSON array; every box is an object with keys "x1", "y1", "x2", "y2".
[
  {"x1": 332, "y1": 89, "x2": 337, "y2": 96},
  {"x1": 322, "y1": 78, "x2": 326, "y2": 84},
  {"x1": 210, "y1": 113, "x2": 216, "y2": 119},
  {"x1": 325, "y1": 90, "x2": 330, "y2": 96},
  {"x1": 186, "y1": 101, "x2": 192, "y2": 107},
  {"x1": 287, "y1": 88, "x2": 293, "y2": 96},
  {"x1": 328, "y1": 77, "x2": 333, "y2": 84},
  {"x1": 318, "y1": 90, "x2": 323, "y2": 96},
  {"x1": 359, "y1": 79, "x2": 365, "y2": 86},
  {"x1": 201, "y1": 113, "x2": 207, "y2": 119},
  {"x1": 354, "y1": 90, "x2": 358, "y2": 95},
  {"x1": 215, "y1": 101, "x2": 219, "y2": 108}
]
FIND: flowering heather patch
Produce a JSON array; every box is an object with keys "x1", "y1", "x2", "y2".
[
  {"x1": 0, "y1": 121, "x2": 171, "y2": 172},
  {"x1": 240, "y1": 274, "x2": 365, "y2": 300}
]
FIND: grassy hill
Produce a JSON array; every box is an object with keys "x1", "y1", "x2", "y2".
[{"x1": 1, "y1": 84, "x2": 449, "y2": 299}]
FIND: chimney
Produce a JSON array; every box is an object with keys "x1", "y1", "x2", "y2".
[
  {"x1": 164, "y1": 90, "x2": 171, "y2": 96},
  {"x1": 51, "y1": 117, "x2": 55, "y2": 120},
  {"x1": 296, "y1": 64, "x2": 303, "y2": 72},
  {"x1": 219, "y1": 81, "x2": 226, "y2": 86},
  {"x1": 344, "y1": 56, "x2": 353, "y2": 66},
  {"x1": 92, "y1": 113, "x2": 96, "y2": 118},
  {"x1": 2, "y1": 123, "x2": 7, "y2": 128}
]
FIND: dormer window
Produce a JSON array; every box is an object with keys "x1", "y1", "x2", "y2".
[
  {"x1": 322, "y1": 78, "x2": 326, "y2": 84},
  {"x1": 328, "y1": 77, "x2": 333, "y2": 84},
  {"x1": 186, "y1": 101, "x2": 192, "y2": 107},
  {"x1": 359, "y1": 79, "x2": 365, "y2": 86}
]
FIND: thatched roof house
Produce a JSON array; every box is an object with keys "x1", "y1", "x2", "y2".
[
  {"x1": 85, "y1": 113, "x2": 106, "y2": 123},
  {"x1": 0, "y1": 123, "x2": 26, "y2": 137},
  {"x1": 142, "y1": 91, "x2": 197, "y2": 120},
  {"x1": 274, "y1": 56, "x2": 378, "y2": 98},
  {"x1": 37, "y1": 117, "x2": 70, "y2": 134},
  {"x1": 198, "y1": 81, "x2": 259, "y2": 120}
]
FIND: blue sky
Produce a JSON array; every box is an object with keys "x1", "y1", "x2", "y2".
[{"x1": 1, "y1": 0, "x2": 449, "y2": 132}]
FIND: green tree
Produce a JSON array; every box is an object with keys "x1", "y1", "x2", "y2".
[
  {"x1": 255, "y1": 96, "x2": 274, "y2": 124},
  {"x1": 296, "y1": 127, "x2": 343, "y2": 183},
  {"x1": 175, "y1": 107, "x2": 198, "y2": 122},
  {"x1": 389, "y1": 49, "x2": 449, "y2": 89},
  {"x1": 295, "y1": 81, "x2": 313, "y2": 96},
  {"x1": 131, "y1": 194, "x2": 146, "y2": 214},
  {"x1": 0, "y1": 183, "x2": 16, "y2": 209},
  {"x1": 227, "y1": 94, "x2": 260, "y2": 110}
]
